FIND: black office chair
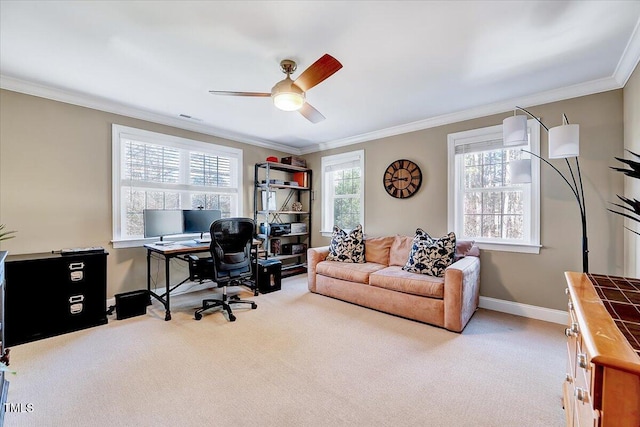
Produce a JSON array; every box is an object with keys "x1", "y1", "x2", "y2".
[{"x1": 188, "y1": 217, "x2": 257, "y2": 321}]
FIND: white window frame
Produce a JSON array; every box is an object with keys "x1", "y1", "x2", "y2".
[
  {"x1": 321, "y1": 150, "x2": 365, "y2": 236},
  {"x1": 111, "y1": 124, "x2": 243, "y2": 248},
  {"x1": 447, "y1": 120, "x2": 541, "y2": 253}
]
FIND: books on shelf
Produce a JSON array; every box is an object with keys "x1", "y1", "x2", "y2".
[{"x1": 293, "y1": 172, "x2": 308, "y2": 187}]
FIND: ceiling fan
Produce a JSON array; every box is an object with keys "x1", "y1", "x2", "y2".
[{"x1": 209, "y1": 54, "x2": 342, "y2": 124}]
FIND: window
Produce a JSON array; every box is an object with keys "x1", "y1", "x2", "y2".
[
  {"x1": 447, "y1": 120, "x2": 540, "y2": 253},
  {"x1": 321, "y1": 150, "x2": 365, "y2": 234},
  {"x1": 112, "y1": 125, "x2": 242, "y2": 247}
]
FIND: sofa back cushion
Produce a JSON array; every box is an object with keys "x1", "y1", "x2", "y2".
[
  {"x1": 389, "y1": 235, "x2": 414, "y2": 266},
  {"x1": 364, "y1": 236, "x2": 395, "y2": 265},
  {"x1": 455, "y1": 240, "x2": 475, "y2": 261}
]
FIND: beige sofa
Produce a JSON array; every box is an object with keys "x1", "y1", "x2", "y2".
[{"x1": 307, "y1": 235, "x2": 480, "y2": 332}]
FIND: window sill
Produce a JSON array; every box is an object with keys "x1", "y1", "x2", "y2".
[
  {"x1": 474, "y1": 241, "x2": 541, "y2": 254},
  {"x1": 112, "y1": 233, "x2": 206, "y2": 249}
]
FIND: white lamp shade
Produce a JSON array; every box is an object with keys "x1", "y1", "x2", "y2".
[
  {"x1": 502, "y1": 115, "x2": 528, "y2": 146},
  {"x1": 508, "y1": 159, "x2": 532, "y2": 184},
  {"x1": 548, "y1": 124, "x2": 579, "y2": 158}
]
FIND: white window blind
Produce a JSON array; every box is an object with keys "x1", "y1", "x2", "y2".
[{"x1": 112, "y1": 125, "x2": 242, "y2": 247}]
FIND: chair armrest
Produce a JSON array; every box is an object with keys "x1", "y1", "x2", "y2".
[
  {"x1": 443, "y1": 256, "x2": 481, "y2": 332},
  {"x1": 307, "y1": 246, "x2": 330, "y2": 293}
]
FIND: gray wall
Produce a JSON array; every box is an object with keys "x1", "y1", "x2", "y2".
[
  {"x1": 0, "y1": 87, "x2": 630, "y2": 311},
  {"x1": 305, "y1": 90, "x2": 626, "y2": 311},
  {"x1": 623, "y1": 64, "x2": 640, "y2": 278}
]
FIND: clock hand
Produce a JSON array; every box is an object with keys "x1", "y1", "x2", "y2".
[{"x1": 391, "y1": 177, "x2": 408, "y2": 182}]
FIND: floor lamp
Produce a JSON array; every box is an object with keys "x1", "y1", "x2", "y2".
[{"x1": 503, "y1": 106, "x2": 589, "y2": 273}]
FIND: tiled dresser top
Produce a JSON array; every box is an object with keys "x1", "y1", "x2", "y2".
[{"x1": 588, "y1": 274, "x2": 640, "y2": 356}]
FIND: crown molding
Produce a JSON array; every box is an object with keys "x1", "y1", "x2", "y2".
[
  {"x1": 301, "y1": 75, "x2": 625, "y2": 154},
  {"x1": 614, "y1": 17, "x2": 640, "y2": 87},
  {"x1": 0, "y1": 75, "x2": 302, "y2": 155},
  {"x1": 3, "y1": 64, "x2": 635, "y2": 157}
]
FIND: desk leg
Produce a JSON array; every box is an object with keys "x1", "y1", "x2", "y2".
[
  {"x1": 164, "y1": 257, "x2": 172, "y2": 321},
  {"x1": 147, "y1": 250, "x2": 151, "y2": 294}
]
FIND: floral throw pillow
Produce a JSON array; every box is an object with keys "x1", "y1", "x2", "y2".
[
  {"x1": 403, "y1": 231, "x2": 456, "y2": 277},
  {"x1": 326, "y1": 224, "x2": 366, "y2": 263}
]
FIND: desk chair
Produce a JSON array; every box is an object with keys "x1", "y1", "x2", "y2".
[{"x1": 188, "y1": 217, "x2": 257, "y2": 321}]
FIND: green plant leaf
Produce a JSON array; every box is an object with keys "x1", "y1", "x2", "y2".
[{"x1": 0, "y1": 224, "x2": 17, "y2": 242}]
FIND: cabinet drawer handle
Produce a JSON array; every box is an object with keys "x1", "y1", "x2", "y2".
[
  {"x1": 565, "y1": 373, "x2": 573, "y2": 383},
  {"x1": 575, "y1": 387, "x2": 589, "y2": 403},
  {"x1": 68, "y1": 262, "x2": 84, "y2": 271},
  {"x1": 567, "y1": 301, "x2": 573, "y2": 311},
  {"x1": 577, "y1": 353, "x2": 588, "y2": 370}
]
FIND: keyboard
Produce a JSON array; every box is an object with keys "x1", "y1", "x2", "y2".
[{"x1": 60, "y1": 246, "x2": 105, "y2": 255}]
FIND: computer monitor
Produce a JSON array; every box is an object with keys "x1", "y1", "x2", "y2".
[
  {"x1": 183, "y1": 209, "x2": 222, "y2": 238},
  {"x1": 143, "y1": 209, "x2": 184, "y2": 241}
]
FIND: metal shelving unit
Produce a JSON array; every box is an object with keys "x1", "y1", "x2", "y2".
[{"x1": 254, "y1": 161, "x2": 312, "y2": 276}]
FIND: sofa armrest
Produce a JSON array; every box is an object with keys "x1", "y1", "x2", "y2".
[
  {"x1": 443, "y1": 255, "x2": 481, "y2": 332},
  {"x1": 307, "y1": 246, "x2": 330, "y2": 292}
]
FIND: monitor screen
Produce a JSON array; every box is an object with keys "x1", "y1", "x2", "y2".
[
  {"x1": 143, "y1": 209, "x2": 184, "y2": 239},
  {"x1": 183, "y1": 209, "x2": 222, "y2": 235}
]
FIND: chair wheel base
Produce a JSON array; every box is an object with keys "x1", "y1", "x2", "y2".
[
  {"x1": 251, "y1": 303, "x2": 257, "y2": 309},
  {"x1": 195, "y1": 312, "x2": 202, "y2": 320}
]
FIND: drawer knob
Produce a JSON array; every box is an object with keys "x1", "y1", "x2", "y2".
[
  {"x1": 577, "y1": 353, "x2": 588, "y2": 369},
  {"x1": 575, "y1": 387, "x2": 589, "y2": 403},
  {"x1": 565, "y1": 373, "x2": 573, "y2": 383},
  {"x1": 565, "y1": 322, "x2": 580, "y2": 337},
  {"x1": 565, "y1": 287, "x2": 570, "y2": 295},
  {"x1": 567, "y1": 301, "x2": 573, "y2": 310}
]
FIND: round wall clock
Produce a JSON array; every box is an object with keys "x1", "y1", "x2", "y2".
[{"x1": 383, "y1": 159, "x2": 422, "y2": 199}]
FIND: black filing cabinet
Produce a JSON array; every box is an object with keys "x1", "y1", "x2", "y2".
[{"x1": 5, "y1": 251, "x2": 108, "y2": 346}]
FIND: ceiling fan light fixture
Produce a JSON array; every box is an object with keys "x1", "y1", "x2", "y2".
[
  {"x1": 272, "y1": 78, "x2": 304, "y2": 111},
  {"x1": 273, "y1": 92, "x2": 304, "y2": 111}
]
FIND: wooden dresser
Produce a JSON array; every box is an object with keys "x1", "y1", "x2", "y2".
[{"x1": 563, "y1": 272, "x2": 640, "y2": 427}]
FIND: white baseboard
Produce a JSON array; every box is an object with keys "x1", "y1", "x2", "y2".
[{"x1": 479, "y1": 296, "x2": 568, "y2": 325}]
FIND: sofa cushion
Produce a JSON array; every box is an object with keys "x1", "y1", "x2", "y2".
[
  {"x1": 389, "y1": 235, "x2": 414, "y2": 266},
  {"x1": 454, "y1": 240, "x2": 475, "y2": 261},
  {"x1": 370, "y1": 266, "x2": 445, "y2": 298},
  {"x1": 326, "y1": 224, "x2": 366, "y2": 263},
  {"x1": 403, "y1": 231, "x2": 456, "y2": 277},
  {"x1": 364, "y1": 236, "x2": 395, "y2": 265},
  {"x1": 316, "y1": 260, "x2": 386, "y2": 284}
]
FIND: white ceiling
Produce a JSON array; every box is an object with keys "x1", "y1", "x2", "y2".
[{"x1": 1, "y1": 1, "x2": 640, "y2": 154}]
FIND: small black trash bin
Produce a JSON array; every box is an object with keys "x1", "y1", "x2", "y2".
[{"x1": 256, "y1": 259, "x2": 282, "y2": 294}]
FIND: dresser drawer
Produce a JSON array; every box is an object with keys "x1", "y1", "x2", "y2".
[{"x1": 564, "y1": 272, "x2": 640, "y2": 427}]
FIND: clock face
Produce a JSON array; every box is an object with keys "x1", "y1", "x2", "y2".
[{"x1": 383, "y1": 159, "x2": 422, "y2": 199}]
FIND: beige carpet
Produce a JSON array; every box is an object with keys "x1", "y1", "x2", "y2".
[{"x1": 5, "y1": 275, "x2": 566, "y2": 427}]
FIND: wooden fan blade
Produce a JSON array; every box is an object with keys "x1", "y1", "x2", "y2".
[
  {"x1": 299, "y1": 102, "x2": 325, "y2": 123},
  {"x1": 294, "y1": 54, "x2": 343, "y2": 92},
  {"x1": 209, "y1": 91, "x2": 271, "y2": 97}
]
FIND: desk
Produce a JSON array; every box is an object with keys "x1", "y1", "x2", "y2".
[{"x1": 144, "y1": 240, "x2": 263, "y2": 321}]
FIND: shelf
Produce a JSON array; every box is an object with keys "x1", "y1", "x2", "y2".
[
  {"x1": 270, "y1": 254, "x2": 306, "y2": 261},
  {"x1": 257, "y1": 183, "x2": 310, "y2": 190},
  {"x1": 257, "y1": 232, "x2": 308, "y2": 239},
  {"x1": 257, "y1": 210, "x2": 309, "y2": 215},
  {"x1": 256, "y1": 161, "x2": 310, "y2": 173},
  {"x1": 254, "y1": 162, "x2": 311, "y2": 272}
]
